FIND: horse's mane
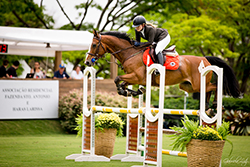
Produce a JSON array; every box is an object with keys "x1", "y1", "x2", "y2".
[{"x1": 100, "y1": 31, "x2": 132, "y2": 44}]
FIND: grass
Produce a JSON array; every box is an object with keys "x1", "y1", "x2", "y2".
[{"x1": 0, "y1": 120, "x2": 249, "y2": 167}]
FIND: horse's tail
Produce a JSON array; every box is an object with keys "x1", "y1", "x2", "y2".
[{"x1": 205, "y1": 56, "x2": 240, "y2": 98}]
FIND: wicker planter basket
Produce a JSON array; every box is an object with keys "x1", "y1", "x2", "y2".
[
  {"x1": 186, "y1": 139, "x2": 225, "y2": 167},
  {"x1": 95, "y1": 128, "x2": 117, "y2": 158}
]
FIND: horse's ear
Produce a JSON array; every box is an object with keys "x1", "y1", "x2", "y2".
[{"x1": 93, "y1": 29, "x2": 99, "y2": 38}]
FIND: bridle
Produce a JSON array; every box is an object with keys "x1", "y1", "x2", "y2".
[
  {"x1": 87, "y1": 34, "x2": 148, "y2": 66},
  {"x1": 87, "y1": 34, "x2": 106, "y2": 62}
]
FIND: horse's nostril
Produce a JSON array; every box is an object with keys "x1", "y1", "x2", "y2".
[{"x1": 85, "y1": 61, "x2": 90, "y2": 66}]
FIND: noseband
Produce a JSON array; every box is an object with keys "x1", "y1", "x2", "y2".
[{"x1": 87, "y1": 34, "x2": 106, "y2": 62}]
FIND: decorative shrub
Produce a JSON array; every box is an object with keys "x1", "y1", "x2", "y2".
[
  {"x1": 223, "y1": 110, "x2": 250, "y2": 135},
  {"x1": 170, "y1": 116, "x2": 232, "y2": 154},
  {"x1": 223, "y1": 96, "x2": 250, "y2": 113},
  {"x1": 59, "y1": 89, "x2": 139, "y2": 134},
  {"x1": 59, "y1": 89, "x2": 83, "y2": 133}
]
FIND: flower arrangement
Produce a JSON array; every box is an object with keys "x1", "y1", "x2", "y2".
[
  {"x1": 75, "y1": 112, "x2": 124, "y2": 137},
  {"x1": 170, "y1": 116, "x2": 233, "y2": 155},
  {"x1": 59, "y1": 89, "x2": 138, "y2": 134}
]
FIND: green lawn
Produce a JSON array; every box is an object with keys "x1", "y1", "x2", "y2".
[{"x1": 0, "y1": 120, "x2": 249, "y2": 167}]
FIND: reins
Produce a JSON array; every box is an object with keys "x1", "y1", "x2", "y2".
[{"x1": 88, "y1": 34, "x2": 150, "y2": 70}]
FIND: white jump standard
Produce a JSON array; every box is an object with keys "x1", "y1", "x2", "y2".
[
  {"x1": 66, "y1": 67, "x2": 110, "y2": 162},
  {"x1": 66, "y1": 61, "x2": 223, "y2": 167}
]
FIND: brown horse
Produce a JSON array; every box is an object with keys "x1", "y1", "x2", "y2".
[{"x1": 85, "y1": 30, "x2": 240, "y2": 109}]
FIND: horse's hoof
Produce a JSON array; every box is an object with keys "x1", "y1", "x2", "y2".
[
  {"x1": 205, "y1": 109, "x2": 215, "y2": 117},
  {"x1": 118, "y1": 89, "x2": 128, "y2": 97},
  {"x1": 126, "y1": 90, "x2": 132, "y2": 96},
  {"x1": 139, "y1": 87, "x2": 146, "y2": 94}
]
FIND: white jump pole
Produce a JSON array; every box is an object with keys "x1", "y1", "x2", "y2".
[
  {"x1": 198, "y1": 60, "x2": 223, "y2": 126},
  {"x1": 66, "y1": 67, "x2": 110, "y2": 162},
  {"x1": 133, "y1": 64, "x2": 165, "y2": 167},
  {"x1": 110, "y1": 85, "x2": 144, "y2": 162}
]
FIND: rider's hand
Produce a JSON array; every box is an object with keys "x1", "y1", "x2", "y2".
[{"x1": 134, "y1": 41, "x2": 140, "y2": 46}]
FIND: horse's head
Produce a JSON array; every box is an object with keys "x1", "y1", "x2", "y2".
[{"x1": 85, "y1": 30, "x2": 107, "y2": 66}]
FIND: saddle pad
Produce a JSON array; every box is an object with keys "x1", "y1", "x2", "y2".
[{"x1": 143, "y1": 48, "x2": 179, "y2": 70}]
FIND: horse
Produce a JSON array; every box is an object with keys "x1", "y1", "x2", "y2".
[{"x1": 85, "y1": 30, "x2": 240, "y2": 109}]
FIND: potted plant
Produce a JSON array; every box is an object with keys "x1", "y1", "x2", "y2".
[
  {"x1": 170, "y1": 116, "x2": 232, "y2": 167},
  {"x1": 75, "y1": 112, "x2": 124, "y2": 158}
]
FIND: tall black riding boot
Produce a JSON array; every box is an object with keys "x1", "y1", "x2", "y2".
[{"x1": 154, "y1": 52, "x2": 164, "y2": 76}]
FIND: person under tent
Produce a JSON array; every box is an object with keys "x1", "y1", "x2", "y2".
[{"x1": 53, "y1": 64, "x2": 70, "y2": 79}]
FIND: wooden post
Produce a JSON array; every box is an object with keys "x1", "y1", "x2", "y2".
[
  {"x1": 54, "y1": 51, "x2": 62, "y2": 72},
  {"x1": 110, "y1": 56, "x2": 118, "y2": 79}
]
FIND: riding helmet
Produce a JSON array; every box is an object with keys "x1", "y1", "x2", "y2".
[{"x1": 132, "y1": 16, "x2": 146, "y2": 27}]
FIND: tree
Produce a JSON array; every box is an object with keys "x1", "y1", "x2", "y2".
[
  {"x1": 56, "y1": 0, "x2": 170, "y2": 31},
  {"x1": 0, "y1": 0, "x2": 54, "y2": 75},
  {"x1": 0, "y1": 0, "x2": 54, "y2": 28},
  {"x1": 142, "y1": 0, "x2": 250, "y2": 94}
]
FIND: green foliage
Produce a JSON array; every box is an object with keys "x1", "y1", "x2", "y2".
[
  {"x1": 0, "y1": 0, "x2": 54, "y2": 28},
  {"x1": 59, "y1": 89, "x2": 139, "y2": 134},
  {"x1": 170, "y1": 116, "x2": 232, "y2": 153},
  {"x1": 58, "y1": 89, "x2": 83, "y2": 133},
  {"x1": 223, "y1": 110, "x2": 250, "y2": 136},
  {"x1": 223, "y1": 96, "x2": 250, "y2": 113},
  {"x1": 133, "y1": 0, "x2": 250, "y2": 94},
  {"x1": 170, "y1": 116, "x2": 199, "y2": 152},
  {"x1": 217, "y1": 121, "x2": 231, "y2": 140}
]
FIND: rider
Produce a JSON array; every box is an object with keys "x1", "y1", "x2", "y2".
[{"x1": 132, "y1": 15, "x2": 170, "y2": 74}]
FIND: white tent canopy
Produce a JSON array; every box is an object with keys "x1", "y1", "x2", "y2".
[{"x1": 0, "y1": 26, "x2": 93, "y2": 57}]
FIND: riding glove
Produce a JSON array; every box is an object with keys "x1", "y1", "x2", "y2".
[{"x1": 134, "y1": 41, "x2": 140, "y2": 46}]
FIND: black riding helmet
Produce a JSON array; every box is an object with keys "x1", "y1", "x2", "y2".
[{"x1": 132, "y1": 16, "x2": 146, "y2": 27}]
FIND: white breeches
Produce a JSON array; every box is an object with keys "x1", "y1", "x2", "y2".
[{"x1": 155, "y1": 34, "x2": 171, "y2": 54}]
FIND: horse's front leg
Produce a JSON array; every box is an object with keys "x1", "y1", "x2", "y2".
[{"x1": 114, "y1": 76, "x2": 128, "y2": 96}]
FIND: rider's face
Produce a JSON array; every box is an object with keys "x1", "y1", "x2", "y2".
[{"x1": 135, "y1": 24, "x2": 143, "y2": 32}]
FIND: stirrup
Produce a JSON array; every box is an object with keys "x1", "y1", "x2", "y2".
[{"x1": 154, "y1": 69, "x2": 160, "y2": 76}]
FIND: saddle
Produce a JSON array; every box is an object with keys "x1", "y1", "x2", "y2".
[
  {"x1": 149, "y1": 45, "x2": 178, "y2": 62},
  {"x1": 143, "y1": 45, "x2": 180, "y2": 70}
]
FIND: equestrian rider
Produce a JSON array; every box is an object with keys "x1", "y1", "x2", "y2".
[{"x1": 132, "y1": 15, "x2": 170, "y2": 74}]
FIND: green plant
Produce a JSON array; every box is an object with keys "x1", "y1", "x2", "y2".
[
  {"x1": 223, "y1": 96, "x2": 250, "y2": 113},
  {"x1": 170, "y1": 116, "x2": 198, "y2": 152},
  {"x1": 223, "y1": 110, "x2": 250, "y2": 136},
  {"x1": 59, "y1": 89, "x2": 139, "y2": 134},
  {"x1": 170, "y1": 116, "x2": 233, "y2": 155},
  {"x1": 59, "y1": 89, "x2": 83, "y2": 133},
  {"x1": 75, "y1": 113, "x2": 124, "y2": 137}
]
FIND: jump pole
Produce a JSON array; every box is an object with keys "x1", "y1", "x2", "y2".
[
  {"x1": 110, "y1": 85, "x2": 144, "y2": 162},
  {"x1": 66, "y1": 61, "x2": 223, "y2": 166},
  {"x1": 66, "y1": 67, "x2": 110, "y2": 162},
  {"x1": 198, "y1": 60, "x2": 223, "y2": 126},
  {"x1": 132, "y1": 64, "x2": 165, "y2": 167}
]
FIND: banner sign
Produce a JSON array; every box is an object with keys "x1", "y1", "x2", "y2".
[{"x1": 0, "y1": 80, "x2": 59, "y2": 119}]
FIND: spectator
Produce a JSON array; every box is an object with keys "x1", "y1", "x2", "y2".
[
  {"x1": 7, "y1": 60, "x2": 19, "y2": 78},
  {"x1": 71, "y1": 66, "x2": 84, "y2": 79},
  {"x1": 30, "y1": 61, "x2": 44, "y2": 78},
  {"x1": 53, "y1": 64, "x2": 70, "y2": 79},
  {"x1": 0, "y1": 59, "x2": 9, "y2": 78}
]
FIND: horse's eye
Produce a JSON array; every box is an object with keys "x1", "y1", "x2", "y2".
[{"x1": 92, "y1": 44, "x2": 96, "y2": 48}]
